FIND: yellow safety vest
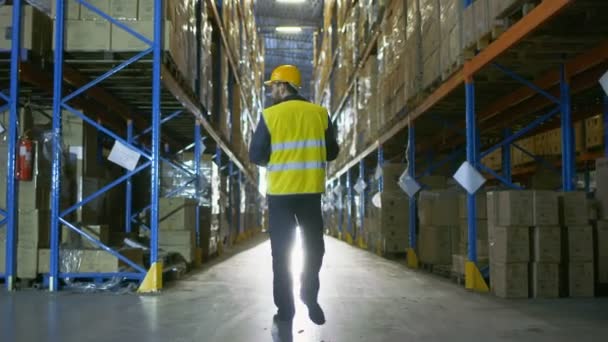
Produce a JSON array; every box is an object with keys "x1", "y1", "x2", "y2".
[{"x1": 263, "y1": 100, "x2": 328, "y2": 195}]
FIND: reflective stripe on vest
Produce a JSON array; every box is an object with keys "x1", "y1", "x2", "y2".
[
  {"x1": 267, "y1": 161, "x2": 326, "y2": 172},
  {"x1": 271, "y1": 139, "x2": 326, "y2": 152}
]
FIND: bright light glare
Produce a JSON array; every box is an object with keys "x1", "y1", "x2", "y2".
[
  {"x1": 275, "y1": 26, "x2": 303, "y2": 33},
  {"x1": 290, "y1": 227, "x2": 304, "y2": 281}
]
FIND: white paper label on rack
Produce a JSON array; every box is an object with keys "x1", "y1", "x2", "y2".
[
  {"x1": 453, "y1": 161, "x2": 486, "y2": 195},
  {"x1": 108, "y1": 140, "x2": 141, "y2": 171},
  {"x1": 354, "y1": 178, "x2": 367, "y2": 194},
  {"x1": 372, "y1": 192, "x2": 382, "y2": 208},
  {"x1": 334, "y1": 184, "x2": 343, "y2": 195},
  {"x1": 374, "y1": 165, "x2": 383, "y2": 180},
  {"x1": 0, "y1": 122, "x2": 5, "y2": 134},
  {"x1": 69, "y1": 146, "x2": 83, "y2": 160},
  {"x1": 600, "y1": 70, "x2": 608, "y2": 96},
  {"x1": 398, "y1": 172, "x2": 421, "y2": 198}
]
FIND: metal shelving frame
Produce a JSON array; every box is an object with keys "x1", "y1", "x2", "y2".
[
  {"x1": 0, "y1": 0, "x2": 259, "y2": 292},
  {"x1": 322, "y1": 0, "x2": 608, "y2": 292},
  {"x1": 0, "y1": 1, "x2": 22, "y2": 291}
]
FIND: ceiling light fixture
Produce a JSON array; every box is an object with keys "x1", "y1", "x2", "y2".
[
  {"x1": 276, "y1": 0, "x2": 306, "y2": 4},
  {"x1": 275, "y1": 26, "x2": 303, "y2": 33}
]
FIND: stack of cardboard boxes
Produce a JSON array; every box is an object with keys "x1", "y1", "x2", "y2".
[
  {"x1": 418, "y1": 190, "x2": 459, "y2": 265},
  {"x1": 596, "y1": 158, "x2": 608, "y2": 291},
  {"x1": 0, "y1": 140, "x2": 50, "y2": 279},
  {"x1": 530, "y1": 191, "x2": 561, "y2": 298},
  {"x1": 560, "y1": 192, "x2": 595, "y2": 297},
  {"x1": 487, "y1": 191, "x2": 533, "y2": 298},
  {"x1": 453, "y1": 192, "x2": 489, "y2": 277},
  {"x1": 158, "y1": 198, "x2": 198, "y2": 264},
  {"x1": 367, "y1": 164, "x2": 410, "y2": 254}
]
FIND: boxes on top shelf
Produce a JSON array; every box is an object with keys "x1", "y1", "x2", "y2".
[{"x1": 0, "y1": 5, "x2": 53, "y2": 55}]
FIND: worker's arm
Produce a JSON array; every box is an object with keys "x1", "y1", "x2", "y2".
[
  {"x1": 326, "y1": 115, "x2": 340, "y2": 162},
  {"x1": 249, "y1": 116, "x2": 271, "y2": 166}
]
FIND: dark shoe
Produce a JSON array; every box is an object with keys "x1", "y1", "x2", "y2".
[{"x1": 306, "y1": 302, "x2": 326, "y2": 325}]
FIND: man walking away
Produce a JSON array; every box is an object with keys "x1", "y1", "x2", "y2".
[{"x1": 249, "y1": 65, "x2": 339, "y2": 325}]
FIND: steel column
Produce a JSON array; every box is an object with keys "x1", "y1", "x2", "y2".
[
  {"x1": 149, "y1": 0, "x2": 164, "y2": 269},
  {"x1": 358, "y1": 160, "x2": 365, "y2": 241},
  {"x1": 337, "y1": 178, "x2": 343, "y2": 235},
  {"x1": 377, "y1": 146, "x2": 384, "y2": 192},
  {"x1": 3, "y1": 0, "x2": 23, "y2": 291},
  {"x1": 49, "y1": 0, "x2": 66, "y2": 292},
  {"x1": 408, "y1": 123, "x2": 417, "y2": 251},
  {"x1": 502, "y1": 128, "x2": 512, "y2": 182},
  {"x1": 584, "y1": 162, "x2": 591, "y2": 194},
  {"x1": 346, "y1": 169, "x2": 353, "y2": 240},
  {"x1": 194, "y1": 122, "x2": 202, "y2": 247},
  {"x1": 125, "y1": 120, "x2": 134, "y2": 233},
  {"x1": 465, "y1": 80, "x2": 478, "y2": 263},
  {"x1": 560, "y1": 64, "x2": 575, "y2": 191}
]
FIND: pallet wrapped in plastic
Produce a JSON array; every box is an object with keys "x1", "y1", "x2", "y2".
[
  {"x1": 439, "y1": 0, "x2": 464, "y2": 79},
  {"x1": 420, "y1": 0, "x2": 441, "y2": 90}
]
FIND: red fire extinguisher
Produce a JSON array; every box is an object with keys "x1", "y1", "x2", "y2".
[{"x1": 16, "y1": 135, "x2": 33, "y2": 181}]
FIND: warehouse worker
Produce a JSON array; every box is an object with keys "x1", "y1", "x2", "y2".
[{"x1": 249, "y1": 65, "x2": 339, "y2": 325}]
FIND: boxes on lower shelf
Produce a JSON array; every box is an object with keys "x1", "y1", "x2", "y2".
[
  {"x1": 489, "y1": 226, "x2": 530, "y2": 263},
  {"x1": 491, "y1": 262, "x2": 528, "y2": 299},
  {"x1": 487, "y1": 191, "x2": 534, "y2": 227},
  {"x1": 566, "y1": 226, "x2": 594, "y2": 262},
  {"x1": 560, "y1": 192, "x2": 589, "y2": 226},
  {"x1": 38, "y1": 248, "x2": 144, "y2": 273},
  {"x1": 530, "y1": 262, "x2": 560, "y2": 298},
  {"x1": 419, "y1": 225, "x2": 452, "y2": 264},
  {"x1": 532, "y1": 226, "x2": 561, "y2": 263},
  {"x1": 568, "y1": 262, "x2": 594, "y2": 297}
]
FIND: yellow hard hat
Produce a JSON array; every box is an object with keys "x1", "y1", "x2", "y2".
[{"x1": 264, "y1": 65, "x2": 302, "y2": 88}]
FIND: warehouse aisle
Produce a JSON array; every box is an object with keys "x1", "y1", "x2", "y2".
[{"x1": 1, "y1": 234, "x2": 608, "y2": 342}]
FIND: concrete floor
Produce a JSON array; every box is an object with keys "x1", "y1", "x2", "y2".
[{"x1": 1, "y1": 233, "x2": 608, "y2": 342}]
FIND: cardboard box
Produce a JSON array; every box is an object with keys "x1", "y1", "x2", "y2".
[
  {"x1": 80, "y1": 225, "x2": 111, "y2": 249},
  {"x1": 418, "y1": 191, "x2": 459, "y2": 226},
  {"x1": 418, "y1": 226, "x2": 452, "y2": 264},
  {"x1": 0, "y1": 5, "x2": 53, "y2": 55},
  {"x1": 568, "y1": 262, "x2": 594, "y2": 297},
  {"x1": 0, "y1": 241, "x2": 38, "y2": 279},
  {"x1": 38, "y1": 248, "x2": 144, "y2": 273},
  {"x1": 597, "y1": 221, "x2": 608, "y2": 258},
  {"x1": 598, "y1": 255, "x2": 608, "y2": 284},
  {"x1": 531, "y1": 262, "x2": 560, "y2": 298},
  {"x1": 458, "y1": 193, "x2": 488, "y2": 219},
  {"x1": 489, "y1": 226, "x2": 530, "y2": 263},
  {"x1": 56, "y1": 20, "x2": 112, "y2": 51},
  {"x1": 596, "y1": 158, "x2": 608, "y2": 219},
  {"x1": 487, "y1": 191, "x2": 534, "y2": 227},
  {"x1": 51, "y1": 0, "x2": 81, "y2": 19},
  {"x1": 159, "y1": 230, "x2": 195, "y2": 246},
  {"x1": 109, "y1": 0, "x2": 138, "y2": 20},
  {"x1": 452, "y1": 254, "x2": 465, "y2": 275},
  {"x1": 111, "y1": 20, "x2": 172, "y2": 51},
  {"x1": 532, "y1": 191, "x2": 559, "y2": 226},
  {"x1": 567, "y1": 226, "x2": 593, "y2": 262},
  {"x1": 18, "y1": 209, "x2": 50, "y2": 248},
  {"x1": 559, "y1": 192, "x2": 589, "y2": 226},
  {"x1": 459, "y1": 219, "x2": 489, "y2": 242},
  {"x1": 80, "y1": 0, "x2": 110, "y2": 21},
  {"x1": 491, "y1": 262, "x2": 529, "y2": 299},
  {"x1": 532, "y1": 226, "x2": 561, "y2": 263}
]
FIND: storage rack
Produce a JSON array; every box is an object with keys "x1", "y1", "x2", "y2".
[
  {"x1": 322, "y1": 0, "x2": 608, "y2": 292},
  {"x1": 1, "y1": 0, "x2": 261, "y2": 292}
]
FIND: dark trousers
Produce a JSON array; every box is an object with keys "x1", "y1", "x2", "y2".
[{"x1": 268, "y1": 194, "x2": 325, "y2": 318}]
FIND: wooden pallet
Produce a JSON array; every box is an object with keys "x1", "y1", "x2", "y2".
[
  {"x1": 420, "y1": 263, "x2": 452, "y2": 278},
  {"x1": 451, "y1": 272, "x2": 465, "y2": 286}
]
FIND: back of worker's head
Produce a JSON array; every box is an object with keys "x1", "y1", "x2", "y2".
[{"x1": 266, "y1": 65, "x2": 301, "y2": 103}]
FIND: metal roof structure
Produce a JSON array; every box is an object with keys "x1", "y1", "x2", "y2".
[{"x1": 255, "y1": 0, "x2": 324, "y2": 102}]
